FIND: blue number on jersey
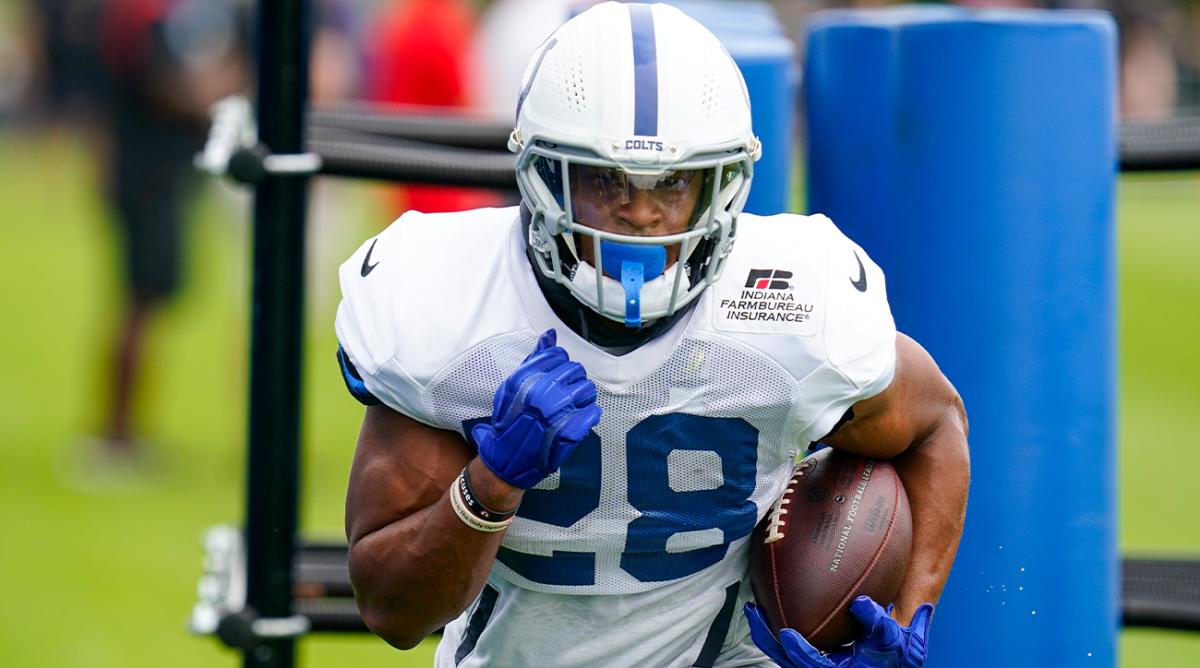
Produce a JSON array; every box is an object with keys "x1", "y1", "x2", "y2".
[
  {"x1": 621, "y1": 414, "x2": 758, "y2": 582},
  {"x1": 468, "y1": 413, "x2": 759, "y2": 586},
  {"x1": 464, "y1": 417, "x2": 603, "y2": 586}
]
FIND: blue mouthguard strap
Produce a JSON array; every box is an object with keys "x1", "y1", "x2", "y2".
[{"x1": 600, "y1": 241, "x2": 667, "y2": 328}]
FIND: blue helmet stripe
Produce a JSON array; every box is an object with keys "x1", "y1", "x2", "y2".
[
  {"x1": 629, "y1": 4, "x2": 658, "y2": 137},
  {"x1": 516, "y1": 38, "x2": 558, "y2": 123}
]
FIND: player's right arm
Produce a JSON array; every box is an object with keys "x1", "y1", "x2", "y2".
[
  {"x1": 344, "y1": 405, "x2": 522, "y2": 649},
  {"x1": 343, "y1": 329, "x2": 601, "y2": 649}
]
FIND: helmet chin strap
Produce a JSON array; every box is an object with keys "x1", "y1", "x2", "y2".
[{"x1": 599, "y1": 241, "x2": 667, "y2": 328}]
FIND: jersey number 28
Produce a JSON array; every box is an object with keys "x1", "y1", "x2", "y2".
[{"x1": 466, "y1": 413, "x2": 759, "y2": 586}]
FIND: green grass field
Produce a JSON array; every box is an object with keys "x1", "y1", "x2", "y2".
[{"x1": 0, "y1": 130, "x2": 1197, "y2": 666}]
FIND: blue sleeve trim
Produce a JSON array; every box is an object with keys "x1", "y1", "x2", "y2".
[{"x1": 337, "y1": 346, "x2": 381, "y2": 406}]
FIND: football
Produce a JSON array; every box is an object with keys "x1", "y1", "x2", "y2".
[{"x1": 750, "y1": 447, "x2": 913, "y2": 651}]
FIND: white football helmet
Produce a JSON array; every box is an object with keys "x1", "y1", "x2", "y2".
[{"x1": 509, "y1": 1, "x2": 761, "y2": 328}]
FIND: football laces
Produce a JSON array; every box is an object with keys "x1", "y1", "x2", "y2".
[{"x1": 764, "y1": 460, "x2": 811, "y2": 544}]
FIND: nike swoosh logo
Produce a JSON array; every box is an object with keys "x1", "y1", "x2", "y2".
[
  {"x1": 850, "y1": 251, "x2": 867, "y2": 292},
  {"x1": 360, "y1": 239, "x2": 380, "y2": 277}
]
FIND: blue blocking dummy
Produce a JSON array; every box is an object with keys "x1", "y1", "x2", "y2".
[
  {"x1": 662, "y1": 1, "x2": 795, "y2": 215},
  {"x1": 805, "y1": 8, "x2": 1117, "y2": 668}
]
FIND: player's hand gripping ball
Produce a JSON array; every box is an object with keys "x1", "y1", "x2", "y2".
[
  {"x1": 743, "y1": 448, "x2": 931, "y2": 668},
  {"x1": 745, "y1": 597, "x2": 933, "y2": 668},
  {"x1": 472, "y1": 329, "x2": 602, "y2": 489},
  {"x1": 748, "y1": 449, "x2": 912, "y2": 649}
]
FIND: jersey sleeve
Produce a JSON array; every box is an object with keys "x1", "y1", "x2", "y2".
[
  {"x1": 804, "y1": 215, "x2": 898, "y2": 442},
  {"x1": 333, "y1": 218, "x2": 437, "y2": 425}
]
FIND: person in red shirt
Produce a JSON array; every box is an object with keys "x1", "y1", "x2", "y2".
[{"x1": 363, "y1": 0, "x2": 501, "y2": 214}]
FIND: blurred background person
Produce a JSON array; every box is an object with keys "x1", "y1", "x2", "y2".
[
  {"x1": 363, "y1": 0, "x2": 499, "y2": 214},
  {"x1": 312, "y1": 0, "x2": 361, "y2": 104},
  {"x1": 1056, "y1": 0, "x2": 1183, "y2": 120},
  {"x1": 0, "y1": 5, "x2": 35, "y2": 124},
  {"x1": 87, "y1": 0, "x2": 249, "y2": 465},
  {"x1": 308, "y1": 0, "x2": 364, "y2": 308},
  {"x1": 958, "y1": 0, "x2": 1188, "y2": 119},
  {"x1": 471, "y1": 0, "x2": 593, "y2": 120},
  {"x1": 1182, "y1": 0, "x2": 1200, "y2": 110},
  {"x1": 25, "y1": 0, "x2": 108, "y2": 127},
  {"x1": 1111, "y1": 0, "x2": 1179, "y2": 120}
]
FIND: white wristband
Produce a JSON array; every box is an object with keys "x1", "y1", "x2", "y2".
[{"x1": 450, "y1": 477, "x2": 514, "y2": 533}]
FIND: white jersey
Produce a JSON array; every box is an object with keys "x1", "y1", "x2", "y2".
[{"x1": 335, "y1": 206, "x2": 896, "y2": 667}]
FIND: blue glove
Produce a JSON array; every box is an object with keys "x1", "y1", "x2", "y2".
[
  {"x1": 472, "y1": 329, "x2": 602, "y2": 489},
  {"x1": 744, "y1": 602, "x2": 850, "y2": 668},
  {"x1": 843, "y1": 597, "x2": 932, "y2": 668},
  {"x1": 744, "y1": 597, "x2": 934, "y2": 668}
]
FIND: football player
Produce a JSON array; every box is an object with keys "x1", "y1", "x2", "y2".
[{"x1": 336, "y1": 3, "x2": 969, "y2": 667}]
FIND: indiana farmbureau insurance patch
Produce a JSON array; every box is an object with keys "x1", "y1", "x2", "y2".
[{"x1": 711, "y1": 255, "x2": 826, "y2": 336}]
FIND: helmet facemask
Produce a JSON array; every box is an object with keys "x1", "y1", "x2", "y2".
[{"x1": 516, "y1": 139, "x2": 754, "y2": 328}]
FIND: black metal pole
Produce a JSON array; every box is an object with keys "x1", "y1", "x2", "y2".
[{"x1": 244, "y1": 1, "x2": 310, "y2": 667}]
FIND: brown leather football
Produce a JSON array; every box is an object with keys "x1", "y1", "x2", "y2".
[{"x1": 750, "y1": 448, "x2": 912, "y2": 651}]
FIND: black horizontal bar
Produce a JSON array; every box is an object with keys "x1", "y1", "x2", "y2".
[
  {"x1": 310, "y1": 103, "x2": 513, "y2": 152},
  {"x1": 293, "y1": 544, "x2": 1200, "y2": 634},
  {"x1": 1118, "y1": 116, "x2": 1200, "y2": 172},
  {"x1": 304, "y1": 103, "x2": 1200, "y2": 177},
  {"x1": 295, "y1": 598, "x2": 368, "y2": 633},
  {"x1": 308, "y1": 136, "x2": 517, "y2": 189},
  {"x1": 1121, "y1": 557, "x2": 1200, "y2": 631}
]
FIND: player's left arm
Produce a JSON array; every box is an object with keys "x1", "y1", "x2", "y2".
[{"x1": 822, "y1": 332, "x2": 970, "y2": 625}]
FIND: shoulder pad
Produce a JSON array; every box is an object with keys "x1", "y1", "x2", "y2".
[
  {"x1": 706, "y1": 212, "x2": 897, "y2": 441},
  {"x1": 334, "y1": 207, "x2": 526, "y2": 426}
]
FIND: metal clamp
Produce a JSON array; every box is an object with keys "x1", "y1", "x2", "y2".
[
  {"x1": 215, "y1": 609, "x2": 311, "y2": 651},
  {"x1": 251, "y1": 614, "x2": 311, "y2": 638},
  {"x1": 195, "y1": 96, "x2": 322, "y2": 184},
  {"x1": 191, "y1": 525, "x2": 311, "y2": 651},
  {"x1": 191, "y1": 525, "x2": 246, "y2": 635}
]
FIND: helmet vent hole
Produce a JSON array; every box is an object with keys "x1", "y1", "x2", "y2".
[
  {"x1": 552, "y1": 45, "x2": 588, "y2": 116},
  {"x1": 700, "y1": 59, "x2": 721, "y2": 117}
]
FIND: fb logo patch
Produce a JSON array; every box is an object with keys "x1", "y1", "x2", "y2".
[
  {"x1": 625, "y1": 139, "x2": 664, "y2": 151},
  {"x1": 716, "y1": 262, "x2": 821, "y2": 336},
  {"x1": 744, "y1": 269, "x2": 793, "y2": 291}
]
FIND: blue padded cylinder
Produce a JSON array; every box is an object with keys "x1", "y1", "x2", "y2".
[
  {"x1": 805, "y1": 8, "x2": 1116, "y2": 668},
  {"x1": 723, "y1": 31, "x2": 795, "y2": 217},
  {"x1": 661, "y1": 1, "x2": 797, "y2": 215}
]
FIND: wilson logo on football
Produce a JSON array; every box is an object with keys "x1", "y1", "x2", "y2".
[{"x1": 745, "y1": 269, "x2": 793, "y2": 290}]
